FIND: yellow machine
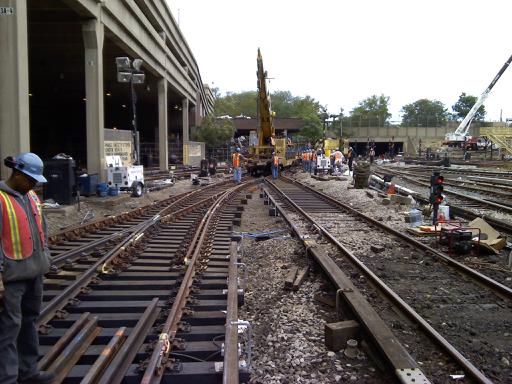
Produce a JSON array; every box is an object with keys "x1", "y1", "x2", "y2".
[{"x1": 247, "y1": 49, "x2": 299, "y2": 174}]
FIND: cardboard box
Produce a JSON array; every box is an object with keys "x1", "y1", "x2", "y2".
[{"x1": 468, "y1": 217, "x2": 506, "y2": 254}]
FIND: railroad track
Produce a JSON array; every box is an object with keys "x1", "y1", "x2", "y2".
[
  {"x1": 372, "y1": 166, "x2": 512, "y2": 235},
  {"x1": 47, "y1": 182, "x2": 231, "y2": 269},
  {"x1": 263, "y1": 176, "x2": 512, "y2": 383},
  {"x1": 377, "y1": 166, "x2": 512, "y2": 206},
  {"x1": 38, "y1": 181, "x2": 254, "y2": 383}
]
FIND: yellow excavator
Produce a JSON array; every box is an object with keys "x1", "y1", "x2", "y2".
[{"x1": 247, "y1": 48, "x2": 297, "y2": 175}]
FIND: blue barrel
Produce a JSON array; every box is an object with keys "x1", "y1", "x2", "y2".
[
  {"x1": 97, "y1": 182, "x2": 108, "y2": 197},
  {"x1": 108, "y1": 187, "x2": 120, "y2": 196}
]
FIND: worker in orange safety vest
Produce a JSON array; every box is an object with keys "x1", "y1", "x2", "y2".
[
  {"x1": 231, "y1": 148, "x2": 245, "y2": 183},
  {"x1": 0, "y1": 153, "x2": 54, "y2": 384},
  {"x1": 271, "y1": 152, "x2": 280, "y2": 179}
]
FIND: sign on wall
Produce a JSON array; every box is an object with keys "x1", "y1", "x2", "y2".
[
  {"x1": 0, "y1": 7, "x2": 14, "y2": 15},
  {"x1": 104, "y1": 141, "x2": 132, "y2": 165}
]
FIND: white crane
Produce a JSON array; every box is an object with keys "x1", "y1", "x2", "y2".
[{"x1": 445, "y1": 53, "x2": 512, "y2": 145}]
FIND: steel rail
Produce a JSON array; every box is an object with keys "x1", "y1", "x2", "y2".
[
  {"x1": 267, "y1": 177, "x2": 496, "y2": 384},
  {"x1": 141, "y1": 181, "x2": 252, "y2": 384},
  {"x1": 223, "y1": 242, "x2": 241, "y2": 384},
  {"x1": 96, "y1": 298, "x2": 161, "y2": 384},
  {"x1": 38, "y1": 188, "x2": 230, "y2": 326}
]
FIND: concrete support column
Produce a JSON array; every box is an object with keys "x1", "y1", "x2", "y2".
[
  {"x1": 82, "y1": 19, "x2": 105, "y2": 179},
  {"x1": 182, "y1": 98, "x2": 189, "y2": 164},
  {"x1": 182, "y1": 98, "x2": 189, "y2": 142},
  {"x1": 158, "y1": 78, "x2": 168, "y2": 171},
  {"x1": 0, "y1": 0, "x2": 30, "y2": 179}
]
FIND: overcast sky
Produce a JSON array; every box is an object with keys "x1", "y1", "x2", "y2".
[{"x1": 167, "y1": 0, "x2": 512, "y2": 122}]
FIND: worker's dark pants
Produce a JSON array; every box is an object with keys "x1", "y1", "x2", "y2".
[
  {"x1": 271, "y1": 165, "x2": 279, "y2": 179},
  {"x1": 0, "y1": 276, "x2": 42, "y2": 384}
]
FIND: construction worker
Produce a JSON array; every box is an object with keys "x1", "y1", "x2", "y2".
[
  {"x1": 347, "y1": 147, "x2": 354, "y2": 174},
  {"x1": 369, "y1": 147, "x2": 375, "y2": 164},
  {"x1": 0, "y1": 153, "x2": 54, "y2": 384},
  {"x1": 231, "y1": 148, "x2": 244, "y2": 183},
  {"x1": 310, "y1": 150, "x2": 317, "y2": 174},
  {"x1": 271, "y1": 152, "x2": 280, "y2": 180},
  {"x1": 333, "y1": 148, "x2": 343, "y2": 173}
]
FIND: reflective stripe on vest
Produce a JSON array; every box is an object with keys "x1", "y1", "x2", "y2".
[
  {"x1": 273, "y1": 156, "x2": 279, "y2": 166},
  {"x1": 232, "y1": 153, "x2": 240, "y2": 168},
  {"x1": 0, "y1": 190, "x2": 45, "y2": 260}
]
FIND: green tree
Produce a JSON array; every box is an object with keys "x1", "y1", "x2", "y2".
[
  {"x1": 349, "y1": 94, "x2": 391, "y2": 128},
  {"x1": 214, "y1": 91, "x2": 257, "y2": 117},
  {"x1": 212, "y1": 90, "x2": 325, "y2": 141},
  {"x1": 193, "y1": 115, "x2": 235, "y2": 147},
  {"x1": 452, "y1": 92, "x2": 486, "y2": 121},
  {"x1": 401, "y1": 99, "x2": 448, "y2": 127}
]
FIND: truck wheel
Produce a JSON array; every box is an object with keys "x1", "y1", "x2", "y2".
[{"x1": 131, "y1": 182, "x2": 144, "y2": 197}]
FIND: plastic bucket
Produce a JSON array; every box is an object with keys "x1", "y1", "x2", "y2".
[
  {"x1": 97, "y1": 182, "x2": 108, "y2": 197},
  {"x1": 108, "y1": 187, "x2": 120, "y2": 196},
  {"x1": 438, "y1": 205, "x2": 450, "y2": 222}
]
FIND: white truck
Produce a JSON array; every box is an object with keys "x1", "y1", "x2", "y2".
[{"x1": 106, "y1": 155, "x2": 145, "y2": 197}]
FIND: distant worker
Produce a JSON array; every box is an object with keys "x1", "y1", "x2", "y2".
[
  {"x1": 231, "y1": 148, "x2": 244, "y2": 184},
  {"x1": 310, "y1": 150, "x2": 317, "y2": 174},
  {"x1": 333, "y1": 148, "x2": 343, "y2": 172},
  {"x1": 369, "y1": 147, "x2": 375, "y2": 164},
  {"x1": 302, "y1": 151, "x2": 308, "y2": 172},
  {"x1": 305, "y1": 150, "x2": 311, "y2": 173},
  {"x1": 271, "y1": 152, "x2": 280, "y2": 180},
  {"x1": 347, "y1": 147, "x2": 355, "y2": 173},
  {"x1": 208, "y1": 158, "x2": 217, "y2": 176},
  {"x1": 0, "y1": 153, "x2": 54, "y2": 384}
]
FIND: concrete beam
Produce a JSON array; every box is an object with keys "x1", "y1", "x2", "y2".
[
  {"x1": 101, "y1": 0, "x2": 196, "y2": 101},
  {"x1": 158, "y1": 78, "x2": 168, "y2": 171},
  {"x1": 0, "y1": 0, "x2": 31, "y2": 179},
  {"x1": 82, "y1": 18, "x2": 105, "y2": 180}
]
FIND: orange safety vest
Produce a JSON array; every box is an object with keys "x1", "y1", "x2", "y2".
[
  {"x1": 273, "y1": 156, "x2": 279, "y2": 166},
  {"x1": 312, "y1": 152, "x2": 317, "y2": 161},
  {"x1": 0, "y1": 190, "x2": 45, "y2": 260},
  {"x1": 232, "y1": 153, "x2": 241, "y2": 168}
]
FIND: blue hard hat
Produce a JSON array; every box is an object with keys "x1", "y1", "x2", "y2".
[{"x1": 14, "y1": 152, "x2": 47, "y2": 183}]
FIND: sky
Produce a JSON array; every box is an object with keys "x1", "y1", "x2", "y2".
[{"x1": 167, "y1": 0, "x2": 512, "y2": 123}]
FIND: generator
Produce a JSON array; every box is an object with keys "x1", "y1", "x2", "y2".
[
  {"x1": 106, "y1": 156, "x2": 145, "y2": 197},
  {"x1": 314, "y1": 152, "x2": 332, "y2": 175}
]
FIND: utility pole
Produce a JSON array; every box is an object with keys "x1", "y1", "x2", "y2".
[{"x1": 340, "y1": 108, "x2": 343, "y2": 139}]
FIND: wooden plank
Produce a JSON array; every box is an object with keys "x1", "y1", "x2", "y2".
[
  {"x1": 284, "y1": 266, "x2": 298, "y2": 289},
  {"x1": 292, "y1": 267, "x2": 309, "y2": 291}
]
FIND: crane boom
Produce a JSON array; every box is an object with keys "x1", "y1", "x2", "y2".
[
  {"x1": 256, "y1": 48, "x2": 275, "y2": 146},
  {"x1": 445, "y1": 53, "x2": 512, "y2": 143}
]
